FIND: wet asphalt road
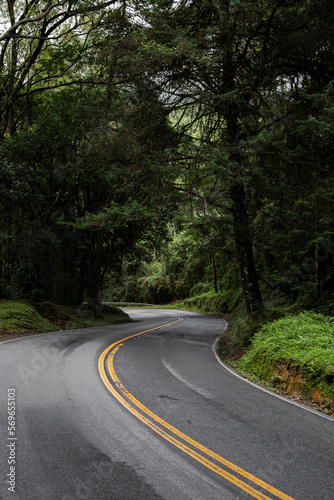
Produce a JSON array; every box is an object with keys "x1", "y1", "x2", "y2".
[{"x1": 0, "y1": 308, "x2": 333, "y2": 500}]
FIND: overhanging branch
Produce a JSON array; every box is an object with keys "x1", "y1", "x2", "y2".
[{"x1": 0, "y1": 1, "x2": 68, "y2": 41}]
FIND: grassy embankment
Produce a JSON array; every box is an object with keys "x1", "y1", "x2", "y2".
[
  {"x1": 0, "y1": 300, "x2": 131, "y2": 341},
  {"x1": 236, "y1": 312, "x2": 334, "y2": 414},
  {"x1": 170, "y1": 291, "x2": 334, "y2": 415}
]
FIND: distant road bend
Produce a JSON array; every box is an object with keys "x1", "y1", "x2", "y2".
[{"x1": 0, "y1": 308, "x2": 333, "y2": 499}]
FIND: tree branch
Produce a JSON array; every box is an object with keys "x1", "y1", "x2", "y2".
[{"x1": 0, "y1": 1, "x2": 67, "y2": 41}]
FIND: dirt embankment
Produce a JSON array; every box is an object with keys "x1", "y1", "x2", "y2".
[{"x1": 272, "y1": 363, "x2": 334, "y2": 413}]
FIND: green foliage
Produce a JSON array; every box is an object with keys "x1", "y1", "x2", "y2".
[
  {"x1": 239, "y1": 312, "x2": 334, "y2": 398},
  {"x1": 0, "y1": 79, "x2": 179, "y2": 305},
  {"x1": 0, "y1": 300, "x2": 130, "y2": 337},
  {"x1": 0, "y1": 301, "x2": 58, "y2": 334},
  {"x1": 189, "y1": 282, "x2": 211, "y2": 297},
  {"x1": 171, "y1": 288, "x2": 243, "y2": 315}
]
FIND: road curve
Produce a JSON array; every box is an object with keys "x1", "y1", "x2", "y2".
[{"x1": 0, "y1": 308, "x2": 333, "y2": 499}]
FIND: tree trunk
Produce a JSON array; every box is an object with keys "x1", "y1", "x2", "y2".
[
  {"x1": 212, "y1": 252, "x2": 218, "y2": 293},
  {"x1": 230, "y1": 180, "x2": 265, "y2": 316},
  {"x1": 87, "y1": 178, "x2": 106, "y2": 314},
  {"x1": 87, "y1": 229, "x2": 103, "y2": 315},
  {"x1": 222, "y1": 35, "x2": 264, "y2": 316},
  {"x1": 93, "y1": 229, "x2": 103, "y2": 304}
]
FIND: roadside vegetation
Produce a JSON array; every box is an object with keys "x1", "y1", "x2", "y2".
[
  {"x1": 0, "y1": 301, "x2": 58, "y2": 337},
  {"x1": 0, "y1": 301, "x2": 131, "y2": 341},
  {"x1": 237, "y1": 312, "x2": 334, "y2": 413}
]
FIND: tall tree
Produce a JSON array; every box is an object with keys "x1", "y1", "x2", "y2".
[{"x1": 126, "y1": 0, "x2": 334, "y2": 315}]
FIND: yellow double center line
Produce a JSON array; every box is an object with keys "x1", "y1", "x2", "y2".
[{"x1": 98, "y1": 318, "x2": 295, "y2": 500}]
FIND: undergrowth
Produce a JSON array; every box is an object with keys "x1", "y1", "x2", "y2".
[
  {"x1": 238, "y1": 311, "x2": 334, "y2": 401},
  {"x1": 0, "y1": 301, "x2": 57, "y2": 334},
  {"x1": 0, "y1": 300, "x2": 131, "y2": 339}
]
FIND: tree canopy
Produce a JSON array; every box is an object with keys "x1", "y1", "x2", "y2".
[{"x1": 0, "y1": 0, "x2": 333, "y2": 317}]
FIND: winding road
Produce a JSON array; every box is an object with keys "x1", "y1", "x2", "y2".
[{"x1": 0, "y1": 308, "x2": 333, "y2": 499}]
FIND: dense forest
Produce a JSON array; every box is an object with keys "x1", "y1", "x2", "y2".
[{"x1": 0, "y1": 0, "x2": 333, "y2": 321}]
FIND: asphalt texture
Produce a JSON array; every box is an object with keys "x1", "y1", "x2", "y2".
[{"x1": 0, "y1": 308, "x2": 333, "y2": 500}]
